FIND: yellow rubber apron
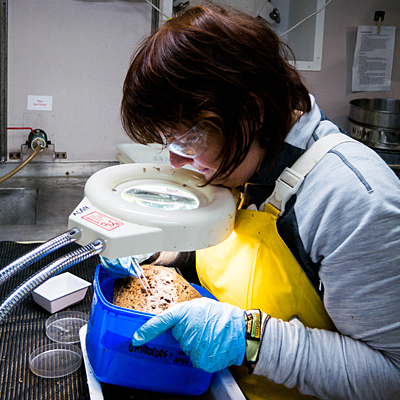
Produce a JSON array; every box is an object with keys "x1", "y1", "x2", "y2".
[{"x1": 196, "y1": 134, "x2": 355, "y2": 399}]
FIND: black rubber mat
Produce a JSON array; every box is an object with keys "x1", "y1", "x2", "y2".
[
  {"x1": 0, "y1": 241, "x2": 97, "y2": 400},
  {"x1": 0, "y1": 242, "x2": 207, "y2": 400}
]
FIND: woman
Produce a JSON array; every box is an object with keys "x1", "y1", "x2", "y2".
[{"x1": 119, "y1": 4, "x2": 400, "y2": 399}]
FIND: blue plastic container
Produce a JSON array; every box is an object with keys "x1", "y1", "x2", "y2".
[{"x1": 86, "y1": 265, "x2": 216, "y2": 396}]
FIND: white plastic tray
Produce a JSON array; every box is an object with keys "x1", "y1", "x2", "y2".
[{"x1": 32, "y1": 272, "x2": 91, "y2": 314}]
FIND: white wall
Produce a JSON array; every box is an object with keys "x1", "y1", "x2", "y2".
[
  {"x1": 186, "y1": 0, "x2": 399, "y2": 132},
  {"x1": 300, "y1": 0, "x2": 400, "y2": 131},
  {"x1": 7, "y1": 0, "x2": 151, "y2": 161},
  {"x1": 6, "y1": 0, "x2": 400, "y2": 163}
]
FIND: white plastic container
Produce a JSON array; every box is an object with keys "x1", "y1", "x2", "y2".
[{"x1": 32, "y1": 272, "x2": 91, "y2": 313}]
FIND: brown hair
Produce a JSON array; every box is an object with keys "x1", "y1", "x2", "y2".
[{"x1": 121, "y1": 3, "x2": 311, "y2": 184}]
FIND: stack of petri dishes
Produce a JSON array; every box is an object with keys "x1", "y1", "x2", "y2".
[{"x1": 29, "y1": 311, "x2": 88, "y2": 378}]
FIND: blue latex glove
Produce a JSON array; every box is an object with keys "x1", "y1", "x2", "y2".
[
  {"x1": 131, "y1": 297, "x2": 246, "y2": 373},
  {"x1": 99, "y1": 254, "x2": 153, "y2": 279}
]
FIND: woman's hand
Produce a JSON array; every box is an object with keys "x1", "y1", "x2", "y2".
[
  {"x1": 131, "y1": 297, "x2": 247, "y2": 373},
  {"x1": 99, "y1": 254, "x2": 153, "y2": 279}
]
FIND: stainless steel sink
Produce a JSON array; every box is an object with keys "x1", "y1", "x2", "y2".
[
  {"x1": 0, "y1": 188, "x2": 38, "y2": 225},
  {"x1": 0, "y1": 176, "x2": 86, "y2": 242}
]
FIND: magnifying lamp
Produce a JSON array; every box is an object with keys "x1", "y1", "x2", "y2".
[{"x1": 68, "y1": 163, "x2": 237, "y2": 258}]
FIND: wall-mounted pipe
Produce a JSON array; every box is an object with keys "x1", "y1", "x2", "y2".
[
  {"x1": 0, "y1": 0, "x2": 7, "y2": 163},
  {"x1": 0, "y1": 129, "x2": 48, "y2": 183},
  {"x1": 151, "y1": 0, "x2": 160, "y2": 32}
]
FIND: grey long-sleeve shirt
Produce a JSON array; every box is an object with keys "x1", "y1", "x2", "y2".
[{"x1": 253, "y1": 96, "x2": 400, "y2": 399}]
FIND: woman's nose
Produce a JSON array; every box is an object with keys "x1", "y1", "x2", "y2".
[{"x1": 169, "y1": 151, "x2": 193, "y2": 169}]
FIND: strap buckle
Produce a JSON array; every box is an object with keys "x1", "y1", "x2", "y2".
[{"x1": 266, "y1": 167, "x2": 304, "y2": 215}]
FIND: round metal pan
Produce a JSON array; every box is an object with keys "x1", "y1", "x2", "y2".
[
  {"x1": 349, "y1": 98, "x2": 400, "y2": 130},
  {"x1": 348, "y1": 120, "x2": 400, "y2": 151}
]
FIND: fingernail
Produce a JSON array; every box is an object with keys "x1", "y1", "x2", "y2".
[{"x1": 132, "y1": 331, "x2": 143, "y2": 343}]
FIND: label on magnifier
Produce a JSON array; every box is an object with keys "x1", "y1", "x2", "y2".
[{"x1": 82, "y1": 211, "x2": 123, "y2": 231}]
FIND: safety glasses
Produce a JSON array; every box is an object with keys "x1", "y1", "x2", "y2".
[{"x1": 166, "y1": 125, "x2": 208, "y2": 158}]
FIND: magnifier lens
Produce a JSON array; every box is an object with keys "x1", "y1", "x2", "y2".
[{"x1": 121, "y1": 184, "x2": 199, "y2": 211}]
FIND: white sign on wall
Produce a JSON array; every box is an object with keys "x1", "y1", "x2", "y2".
[
  {"x1": 27, "y1": 95, "x2": 53, "y2": 111},
  {"x1": 352, "y1": 26, "x2": 396, "y2": 92}
]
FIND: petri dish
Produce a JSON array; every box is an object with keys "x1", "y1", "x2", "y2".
[
  {"x1": 29, "y1": 343, "x2": 82, "y2": 378},
  {"x1": 46, "y1": 311, "x2": 89, "y2": 344}
]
